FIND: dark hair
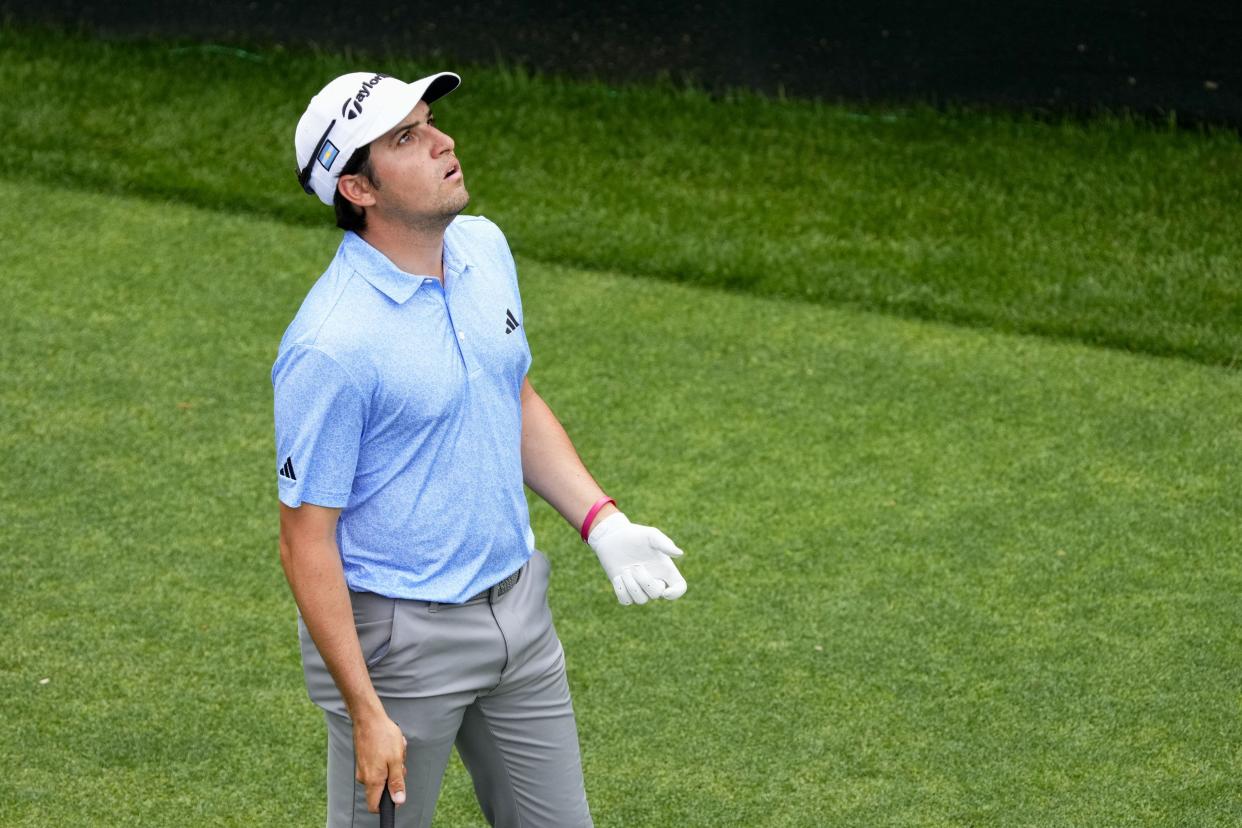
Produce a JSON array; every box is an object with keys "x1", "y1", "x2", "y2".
[{"x1": 333, "y1": 144, "x2": 380, "y2": 232}]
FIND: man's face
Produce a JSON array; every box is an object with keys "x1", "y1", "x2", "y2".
[{"x1": 357, "y1": 99, "x2": 468, "y2": 228}]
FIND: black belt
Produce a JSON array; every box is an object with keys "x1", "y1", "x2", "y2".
[{"x1": 468, "y1": 566, "x2": 522, "y2": 602}]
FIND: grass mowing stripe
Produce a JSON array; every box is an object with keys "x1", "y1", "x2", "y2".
[
  {"x1": 3, "y1": 178, "x2": 1240, "y2": 826},
  {"x1": 3, "y1": 25, "x2": 1241, "y2": 368}
]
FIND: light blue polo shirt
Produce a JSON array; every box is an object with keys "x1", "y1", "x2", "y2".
[{"x1": 272, "y1": 216, "x2": 535, "y2": 603}]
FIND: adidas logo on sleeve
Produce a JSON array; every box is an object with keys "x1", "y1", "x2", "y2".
[
  {"x1": 278, "y1": 456, "x2": 297, "y2": 481},
  {"x1": 505, "y1": 309, "x2": 520, "y2": 334}
]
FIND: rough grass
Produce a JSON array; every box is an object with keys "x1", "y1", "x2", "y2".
[
  {"x1": 3, "y1": 25, "x2": 1241, "y2": 366},
  {"x1": 2, "y1": 173, "x2": 1240, "y2": 826}
]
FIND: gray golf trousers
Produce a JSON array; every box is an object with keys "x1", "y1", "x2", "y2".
[{"x1": 298, "y1": 549, "x2": 593, "y2": 828}]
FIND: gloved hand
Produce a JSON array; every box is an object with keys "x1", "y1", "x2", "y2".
[{"x1": 587, "y1": 512, "x2": 687, "y2": 605}]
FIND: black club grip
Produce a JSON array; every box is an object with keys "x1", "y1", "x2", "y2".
[{"x1": 380, "y1": 788, "x2": 395, "y2": 828}]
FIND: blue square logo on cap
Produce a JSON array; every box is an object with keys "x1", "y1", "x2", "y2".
[{"x1": 318, "y1": 140, "x2": 340, "y2": 171}]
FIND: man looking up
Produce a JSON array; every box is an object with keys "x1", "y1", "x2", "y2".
[{"x1": 274, "y1": 71, "x2": 687, "y2": 828}]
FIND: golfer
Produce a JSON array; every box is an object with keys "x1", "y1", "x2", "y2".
[{"x1": 273, "y1": 71, "x2": 687, "y2": 827}]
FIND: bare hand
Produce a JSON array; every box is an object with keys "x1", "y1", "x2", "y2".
[{"x1": 353, "y1": 713, "x2": 408, "y2": 813}]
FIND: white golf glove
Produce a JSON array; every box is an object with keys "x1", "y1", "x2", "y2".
[{"x1": 587, "y1": 512, "x2": 687, "y2": 605}]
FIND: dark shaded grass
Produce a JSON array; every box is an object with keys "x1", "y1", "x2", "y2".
[{"x1": 3, "y1": 25, "x2": 1241, "y2": 367}]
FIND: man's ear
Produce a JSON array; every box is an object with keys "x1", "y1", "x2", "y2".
[{"x1": 337, "y1": 173, "x2": 378, "y2": 209}]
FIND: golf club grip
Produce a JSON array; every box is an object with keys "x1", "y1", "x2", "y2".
[{"x1": 380, "y1": 788, "x2": 395, "y2": 828}]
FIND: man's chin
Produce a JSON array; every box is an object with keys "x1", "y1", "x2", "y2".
[
  {"x1": 387, "y1": 191, "x2": 471, "y2": 232},
  {"x1": 444, "y1": 189, "x2": 470, "y2": 218}
]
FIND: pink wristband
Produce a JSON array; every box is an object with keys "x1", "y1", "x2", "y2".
[{"x1": 580, "y1": 497, "x2": 617, "y2": 542}]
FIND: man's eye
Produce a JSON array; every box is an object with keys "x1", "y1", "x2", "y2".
[{"x1": 398, "y1": 132, "x2": 412, "y2": 144}]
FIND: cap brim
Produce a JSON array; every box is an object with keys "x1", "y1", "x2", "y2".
[
  {"x1": 352, "y1": 72, "x2": 461, "y2": 149},
  {"x1": 421, "y1": 73, "x2": 460, "y2": 105}
]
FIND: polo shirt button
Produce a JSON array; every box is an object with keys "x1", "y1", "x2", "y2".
[{"x1": 457, "y1": 332, "x2": 466, "y2": 341}]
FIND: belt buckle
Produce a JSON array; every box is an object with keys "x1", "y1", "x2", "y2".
[{"x1": 489, "y1": 567, "x2": 521, "y2": 602}]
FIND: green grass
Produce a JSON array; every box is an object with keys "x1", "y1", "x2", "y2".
[
  {"x1": 3, "y1": 171, "x2": 1241, "y2": 826},
  {"x1": 4, "y1": 26, "x2": 1241, "y2": 826},
  {"x1": 3, "y1": 25, "x2": 1241, "y2": 366}
]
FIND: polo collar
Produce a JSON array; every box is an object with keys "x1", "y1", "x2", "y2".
[
  {"x1": 340, "y1": 230, "x2": 473, "y2": 304},
  {"x1": 443, "y1": 223, "x2": 473, "y2": 277}
]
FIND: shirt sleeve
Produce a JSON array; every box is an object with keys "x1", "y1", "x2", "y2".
[{"x1": 272, "y1": 344, "x2": 367, "y2": 508}]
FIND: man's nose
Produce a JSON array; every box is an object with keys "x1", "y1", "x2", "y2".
[{"x1": 432, "y1": 128, "x2": 455, "y2": 155}]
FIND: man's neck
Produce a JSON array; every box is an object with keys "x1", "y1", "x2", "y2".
[{"x1": 358, "y1": 219, "x2": 451, "y2": 281}]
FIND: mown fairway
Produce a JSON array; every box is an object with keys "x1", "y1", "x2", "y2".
[{"x1": 2, "y1": 27, "x2": 1240, "y2": 828}]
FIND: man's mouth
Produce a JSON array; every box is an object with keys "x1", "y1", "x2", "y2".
[{"x1": 444, "y1": 162, "x2": 461, "y2": 180}]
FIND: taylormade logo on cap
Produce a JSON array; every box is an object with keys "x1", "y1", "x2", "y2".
[
  {"x1": 340, "y1": 73, "x2": 390, "y2": 120},
  {"x1": 294, "y1": 70, "x2": 462, "y2": 206}
]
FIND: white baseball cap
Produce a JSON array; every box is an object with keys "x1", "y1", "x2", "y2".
[{"x1": 295, "y1": 70, "x2": 461, "y2": 205}]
